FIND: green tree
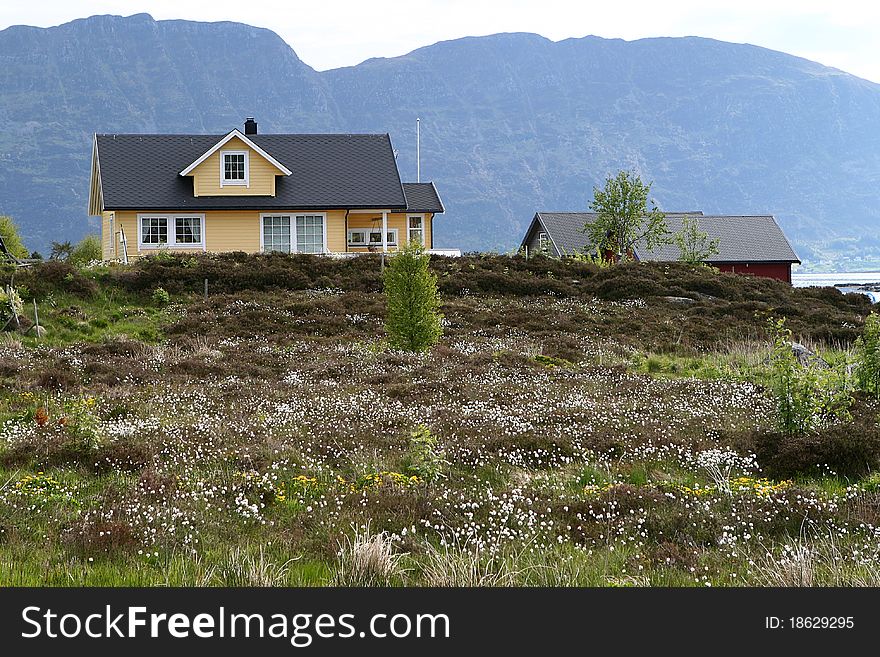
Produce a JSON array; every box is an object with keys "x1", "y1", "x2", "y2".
[
  {"x1": 69, "y1": 234, "x2": 102, "y2": 266},
  {"x1": 584, "y1": 170, "x2": 668, "y2": 261},
  {"x1": 383, "y1": 242, "x2": 443, "y2": 352},
  {"x1": 50, "y1": 241, "x2": 73, "y2": 261},
  {"x1": 0, "y1": 215, "x2": 30, "y2": 259},
  {"x1": 854, "y1": 312, "x2": 880, "y2": 397},
  {"x1": 674, "y1": 216, "x2": 720, "y2": 264}
]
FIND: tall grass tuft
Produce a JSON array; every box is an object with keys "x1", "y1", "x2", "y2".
[
  {"x1": 216, "y1": 546, "x2": 297, "y2": 587},
  {"x1": 753, "y1": 530, "x2": 880, "y2": 587},
  {"x1": 332, "y1": 523, "x2": 407, "y2": 586},
  {"x1": 421, "y1": 537, "x2": 522, "y2": 587}
]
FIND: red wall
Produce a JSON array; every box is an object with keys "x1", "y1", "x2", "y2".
[{"x1": 714, "y1": 262, "x2": 792, "y2": 282}]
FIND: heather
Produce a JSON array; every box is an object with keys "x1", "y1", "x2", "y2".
[{"x1": 0, "y1": 254, "x2": 877, "y2": 586}]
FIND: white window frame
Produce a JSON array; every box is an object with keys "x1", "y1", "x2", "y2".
[
  {"x1": 347, "y1": 227, "x2": 398, "y2": 247},
  {"x1": 538, "y1": 231, "x2": 550, "y2": 252},
  {"x1": 220, "y1": 150, "x2": 249, "y2": 187},
  {"x1": 137, "y1": 213, "x2": 206, "y2": 250},
  {"x1": 347, "y1": 228, "x2": 369, "y2": 246},
  {"x1": 407, "y1": 214, "x2": 425, "y2": 246},
  {"x1": 260, "y1": 213, "x2": 328, "y2": 254},
  {"x1": 368, "y1": 228, "x2": 398, "y2": 246}
]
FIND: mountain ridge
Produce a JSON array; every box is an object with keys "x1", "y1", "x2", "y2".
[{"x1": 2, "y1": 13, "x2": 880, "y2": 268}]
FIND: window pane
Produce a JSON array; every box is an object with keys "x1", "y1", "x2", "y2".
[
  {"x1": 296, "y1": 215, "x2": 324, "y2": 254},
  {"x1": 409, "y1": 229, "x2": 424, "y2": 246},
  {"x1": 348, "y1": 231, "x2": 365, "y2": 244},
  {"x1": 368, "y1": 230, "x2": 396, "y2": 245},
  {"x1": 224, "y1": 153, "x2": 246, "y2": 180},
  {"x1": 141, "y1": 217, "x2": 168, "y2": 244},
  {"x1": 263, "y1": 216, "x2": 291, "y2": 253},
  {"x1": 175, "y1": 217, "x2": 201, "y2": 244},
  {"x1": 408, "y1": 216, "x2": 422, "y2": 229}
]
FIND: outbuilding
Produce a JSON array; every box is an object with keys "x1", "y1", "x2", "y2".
[{"x1": 520, "y1": 211, "x2": 801, "y2": 282}]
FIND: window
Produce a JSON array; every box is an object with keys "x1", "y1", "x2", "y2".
[
  {"x1": 348, "y1": 228, "x2": 397, "y2": 247},
  {"x1": 108, "y1": 213, "x2": 115, "y2": 257},
  {"x1": 296, "y1": 215, "x2": 325, "y2": 254},
  {"x1": 369, "y1": 229, "x2": 397, "y2": 246},
  {"x1": 141, "y1": 217, "x2": 168, "y2": 245},
  {"x1": 347, "y1": 229, "x2": 367, "y2": 246},
  {"x1": 408, "y1": 215, "x2": 424, "y2": 246},
  {"x1": 221, "y1": 150, "x2": 248, "y2": 186},
  {"x1": 175, "y1": 217, "x2": 202, "y2": 245},
  {"x1": 262, "y1": 215, "x2": 291, "y2": 253},
  {"x1": 538, "y1": 232, "x2": 550, "y2": 253},
  {"x1": 262, "y1": 214, "x2": 326, "y2": 253},
  {"x1": 138, "y1": 214, "x2": 205, "y2": 249}
]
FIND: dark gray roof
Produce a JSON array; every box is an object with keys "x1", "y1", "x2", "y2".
[
  {"x1": 635, "y1": 214, "x2": 800, "y2": 263},
  {"x1": 523, "y1": 212, "x2": 800, "y2": 263},
  {"x1": 95, "y1": 132, "x2": 421, "y2": 211},
  {"x1": 402, "y1": 183, "x2": 444, "y2": 213}
]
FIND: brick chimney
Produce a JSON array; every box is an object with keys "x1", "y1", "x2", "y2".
[{"x1": 244, "y1": 117, "x2": 258, "y2": 135}]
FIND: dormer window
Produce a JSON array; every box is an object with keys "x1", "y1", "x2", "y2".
[{"x1": 221, "y1": 150, "x2": 248, "y2": 186}]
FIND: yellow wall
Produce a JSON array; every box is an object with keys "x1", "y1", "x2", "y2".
[
  {"x1": 105, "y1": 209, "x2": 346, "y2": 258},
  {"x1": 102, "y1": 210, "x2": 434, "y2": 259},
  {"x1": 189, "y1": 136, "x2": 282, "y2": 197},
  {"x1": 101, "y1": 211, "x2": 114, "y2": 260}
]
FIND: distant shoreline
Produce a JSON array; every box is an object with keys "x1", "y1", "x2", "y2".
[{"x1": 791, "y1": 272, "x2": 880, "y2": 302}]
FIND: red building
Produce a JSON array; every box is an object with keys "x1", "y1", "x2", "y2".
[{"x1": 520, "y1": 212, "x2": 800, "y2": 282}]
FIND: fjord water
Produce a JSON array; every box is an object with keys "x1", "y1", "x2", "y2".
[
  {"x1": 792, "y1": 272, "x2": 880, "y2": 303},
  {"x1": 792, "y1": 272, "x2": 880, "y2": 287}
]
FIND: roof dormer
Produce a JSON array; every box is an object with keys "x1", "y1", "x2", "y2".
[{"x1": 179, "y1": 124, "x2": 292, "y2": 198}]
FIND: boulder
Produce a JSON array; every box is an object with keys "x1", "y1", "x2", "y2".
[{"x1": 791, "y1": 342, "x2": 830, "y2": 369}]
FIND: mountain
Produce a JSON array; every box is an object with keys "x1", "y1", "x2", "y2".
[{"x1": 2, "y1": 13, "x2": 880, "y2": 268}]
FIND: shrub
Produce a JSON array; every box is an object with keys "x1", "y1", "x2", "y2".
[
  {"x1": 15, "y1": 260, "x2": 98, "y2": 298},
  {"x1": 0, "y1": 215, "x2": 30, "y2": 259},
  {"x1": 152, "y1": 287, "x2": 171, "y2": 306},
  {"x1": 403, "y1": 425, "x2": 448, "y2": 483},
  {"x1": 0, "y1": 285, "x2": 24, "y2": 320},
  {"x1": 749, "y1": 398, "x2": 880, "y2": 479},
  {"x1": 69, "y1": 234, "x2": 102, "y2": 266},
  {"x1": 383, "y1": 243, "x2": 443, "y2": 352},
  {"x1": 854, "y1": 312, "x2": 880, "y2": 397},
  {"x1": 769, "y1": 318, "x2": 850, "y2": 436}
]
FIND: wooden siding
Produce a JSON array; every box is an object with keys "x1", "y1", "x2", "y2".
[
  {"x1": 715, "y1": 262, "x2": 793, "y2": 283},
  {"x1": 103, "y1": 209, "x2": 356, "y2": 258},
  {"x1": 189, "y1": 136, "x2": 282, "y2": 197},
  {"x1": 101, "y1": 211, "x2": 114, "y2": 260}
]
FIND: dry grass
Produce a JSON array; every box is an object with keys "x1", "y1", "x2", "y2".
[
  {"x1": 216, "y1": 546, "x2": 298, "y2": 587},
  {"x1": 753, "y1": 530, "x2": 880, "y2": 587},
  {"x1": 421, "y1": 537, "x2": 525, "y2": 587},
  {"x1": 332, "y1": 523, "x2": 408, "y2": 586}
]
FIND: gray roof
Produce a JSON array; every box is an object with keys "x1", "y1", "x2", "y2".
[
  {"x1": 524, "y1": 212, "x2": 800, "y2": 263},
  {"x1": 94, "y1": 132, "x2": 441, "y2": 212},
  {"x1": 402, "y1": 183, "x2": 445, "y2": 213}
]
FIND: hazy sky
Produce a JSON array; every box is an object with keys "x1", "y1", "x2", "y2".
[{"x1": 2, "y1": 1, "x2": 879, "y2": 82}]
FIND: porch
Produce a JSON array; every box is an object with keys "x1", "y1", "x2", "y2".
[{"x1": 344, "y1": 210, "x2": 431, "y2": 253}]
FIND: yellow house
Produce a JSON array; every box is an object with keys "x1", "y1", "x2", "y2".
[{"x1": 88, "y1": 118, "x2": 445, "y2": 260}]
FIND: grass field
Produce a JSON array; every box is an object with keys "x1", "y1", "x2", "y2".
[{"x1": 0, "y1": 254, "x2": 878, "y2": 586}]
